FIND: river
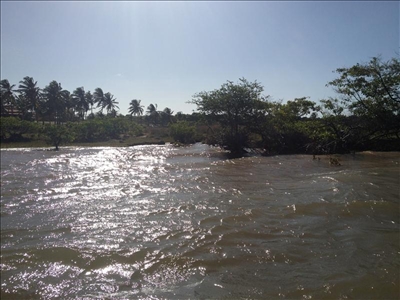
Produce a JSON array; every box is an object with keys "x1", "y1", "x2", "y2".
[{"x1": 1, "y1": 144, "x2": 399, "y2": 299}]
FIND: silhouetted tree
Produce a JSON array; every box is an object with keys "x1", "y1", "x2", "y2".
[
  {"x1": 129, "y1": 99, "x2": 144, "y2": 116},
  {"x1": 18, "y1": 76, "x2": 40, "y2": 122}
]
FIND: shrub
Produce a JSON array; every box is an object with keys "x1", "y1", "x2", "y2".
[{"x1": 169, "y1": 121, "x2": 196, "y2": 144}]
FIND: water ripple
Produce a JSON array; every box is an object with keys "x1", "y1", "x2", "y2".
[{"x1": 1, "y1": 147, "x2": 399, "y2": 299}]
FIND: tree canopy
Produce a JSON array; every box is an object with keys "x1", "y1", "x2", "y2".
[{"x1": 191, "y1": 78, "x2": 269, "y2": 153}]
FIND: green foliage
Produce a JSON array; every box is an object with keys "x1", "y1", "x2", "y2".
[
  {"x1": 0, "y1": 117, "x2": 40, "y2": 141},
  {"x1": 169, "y1": 121, "x2": 196, "y2": 144},
  {"x1": 2, "y1": 57, "x2": 399, "y2": 154},
  {"x1": 128, "y1": 99, "x2": 144, "y2": 116},
  {"x1": 327, "y1": 56, "x2": 400, "y2": 141},
  {"x1": 71, "y1": 117, "x2": 143, "y2": 142},
  {"x1": 191, "y1": 78, "x2": 269, "y2": 153},
  {"x1": 42, "y1": 124, "x2": 75, "y2": 150}
]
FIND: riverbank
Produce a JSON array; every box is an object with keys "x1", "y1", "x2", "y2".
[{"x1": 0, "y1": 135, "x2": 174, "y2": 149}]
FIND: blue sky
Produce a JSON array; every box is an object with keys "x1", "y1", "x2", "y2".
[{"x1": 1, "y1": 1, "x2": 399, "y2": 115}]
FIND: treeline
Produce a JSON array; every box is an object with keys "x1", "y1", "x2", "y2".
[
  {"x1": 1, "y1": 57, "x2": 399, "y2": 154},
  {"x1": 0, "y1": 77, "x2": 121, "y2": 123},
  {"x1": 0, "y1": 76, "x2": 178, "y2": 125},
  {"x1": 191, "y1": 56, "x2": 400, "y2": 155}
]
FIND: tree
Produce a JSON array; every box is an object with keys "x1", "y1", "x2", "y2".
[
  {"x1": 146, "y1": 103, "x2": 159, "y2": 125},
  {"x1": 0, "y1": 117, "x2": 39, "y2": 141},
  {"x1": 102, "y1": 92, "x2": 119, "y2": 115},
  {"x1": 128, "y1": 99, "x2": 144, "y2": 116},
  {"x1": 42, "y1": 81, "x2": 69, "y2": 124},
  {"x1": 160, "y1": 107, "x2": 174, "y2": 126},
  {"x1": 15, "y1": 94, "x2": 34, "y2": 121},
  {"x1": 43, "y1": 124, "x2": 74, "y2": 151},
  {"x1": 327, "y1": 56, "x2": 400, "y2": 141},
  {"x1": 94, "y1": 87, "x2": 105, "y2": 112},
  {"x1": 169, "y1": 120, "x2": 196, "y2": 144},
  {"x1": 18, "y1": 76, "x2": 41, "y2": 122},
  {"x1": 85, "y1": 91, "x2": 94, "y2": 115},
  {"x1": 146, "y1": 103, "x2": 158, "y2": 115},
  {"x1": 1, "y1": 79, "x2": 16, "y2": 116},
  {"x1": 72, "y1": 87, "x2": 89, "y2": 120},
  {"x1": 191, "y1": 78, "x2": 269, "y2": 154}
]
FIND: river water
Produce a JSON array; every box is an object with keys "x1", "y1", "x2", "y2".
[{"x1": 1, "y1": 144, "x2": 399, "y2": 299}]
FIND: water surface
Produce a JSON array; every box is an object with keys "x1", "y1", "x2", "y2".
[{"x1": 1, "y1": 144, "x2": 399, "y2": 299}]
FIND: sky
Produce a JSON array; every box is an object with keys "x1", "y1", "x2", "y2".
[{"x1": 1, "y1": 1, "x2": 399, "y2": 115}]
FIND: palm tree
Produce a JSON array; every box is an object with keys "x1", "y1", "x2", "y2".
[
  {"x1": 18, "y1": 76, "x2": 40, "y2": 122},
  {"x1": 94, "y1": 88, "x2": 105, "y2": 112},
  {"x1": 85, "y1": 91, "x2": 94, "y2": 115},
  {"x1": 42, "y1": 80, "x2": 68, "y2": 124},
  {"x1": 15, "y1": 94, "x2": 32, "y2": 120},
  {"x1": 146, "y1": 103, "x2": 158, "y2": 115},
  {"x1": 128, "y1": 99, "x2": 144, "y2": 116},
  {"x1": 63, "y1": 90, "x2": 75, "y2": 122},
  {"x1": 1, "y1": 79, "x2": 16, "y2": 116},
  {"x1": 102, "y1": 92, "x2": 119, "y2": 115},
  {"x1": 146, "y1": 103, "x2": 159, "y2": 125},
  {"x1": 161, "y1": 107, "x2": 174, "y2": 126},
  {"x1": 72, "y1": 87, "x2": 89, "y2": 120}
]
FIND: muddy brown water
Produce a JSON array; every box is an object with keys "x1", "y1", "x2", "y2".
[{"x1": 1, "y1": 144, "x2": 399, "y2": 299}]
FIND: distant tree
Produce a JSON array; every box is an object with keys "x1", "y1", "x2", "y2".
[
  {"x1": 72, "y1": 87, "x2": 89, "y2": 120},
  {"x1": 0, "y1": 117, "x2": 40, "y2": 141},
  {"x1": 94, "y1": 87, "x2": 105, "y2": 112},
  {"x1": 42, "y1": 81, "x2": 69, "y2": 124},
  {"x1": 102, "y1": 92, "x2": 119, "y2": 115},
  {"x1": 63, "y1": 90, "x2": 77, "y2": 122},
  {"x1": 85, "y1": 91, "x2": 94, "y2": 115},
  {"x1": 146, "y1": 103, "x2": 158, "y2": 115},
  {"x1": 169, "y1": 120, "x2": 196, "y2": 144},
  {"x1": 14, "y1": 94, "x2": 34, "y2": 121},
  {"x1": 146, "y1": 103, "x2": 159, "y2": 125},
  {"x1": 191, "y1": 78, "x2": 269, "y2": 154},
  {"x1": 1, "y1": 79, "x2": 16, "y2": 116},
  {"x1": 160, "y1": 107, "x2": 174, "y2": 126},
  {"x1": 175, "y1": 111, "x2": 186, "y2": 121},
  {"x1": 18, "y1": 76, "x2": 41, "y2": 122},
  {"x1": 42, "y1": 124, "x2": 74, "y2": 150},
  {"x1": 128, "y1": 99, "x2": 144, "y2": 116}
]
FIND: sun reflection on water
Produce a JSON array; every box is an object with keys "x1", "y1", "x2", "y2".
[{"x1": 1, "y1": 147, "x2": 399, "y2": 299}]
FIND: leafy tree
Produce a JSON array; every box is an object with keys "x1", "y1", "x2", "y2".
[
  {"x1": 191, "y1": 78, "x2": 269, "y2": 153},
  {"x1": 169, "y1": 120, "x2": 196, "y2": 144},
  {"x1": 327, "y1": 56, "x2": 400, "y2": 141},
  {"x1": 128, "y1": 99, "x2": 144, "y2": 116},
  {"x1": 18, "y1": 76, "x2": 41, "y2": 122},
  {"x1": 42, "y1": 124, "x2": 74, "y2": 151},
  {"x1": 0, "y1": 117, "x2": 39, "y2": 141}
]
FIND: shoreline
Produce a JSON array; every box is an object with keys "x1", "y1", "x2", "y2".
[{"x1": 0, "y1": 136, "x2": 173, "y2": 149}]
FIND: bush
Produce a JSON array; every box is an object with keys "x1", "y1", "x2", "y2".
[
  {"x1": 42, "y1": 124, "x2": 75, "y2": 150},
  {"x1": 0, "y1": 117, "x2": 40, "y2": 141},
  {"x1": 169, "y1": 121, "x2": 196, "y2": 144},
  {"x1": 71, "y1": 118, "x2": 144, "y2": 142}
]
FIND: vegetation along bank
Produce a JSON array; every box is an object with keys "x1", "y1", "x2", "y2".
[{"x1": 1, "y1": 57, "x2": 399, "y2": 154}]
